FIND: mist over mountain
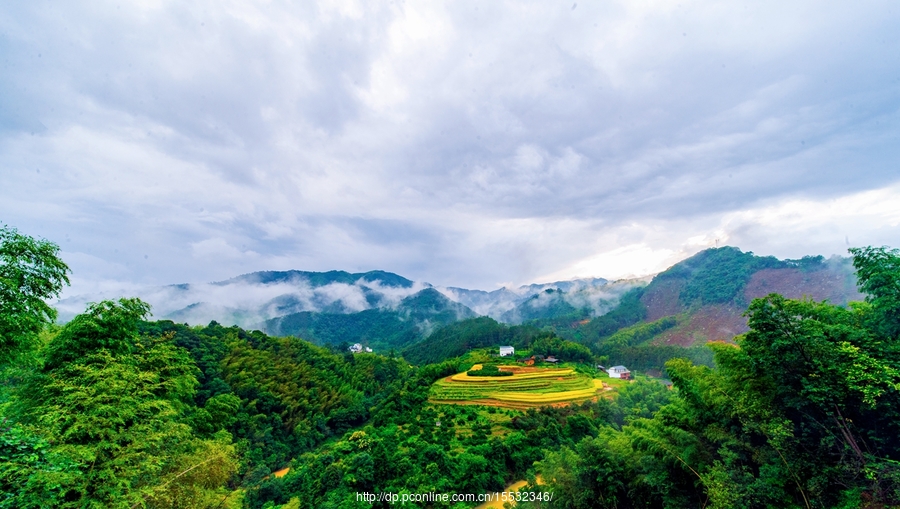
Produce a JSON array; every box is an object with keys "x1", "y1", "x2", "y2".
[
  {"x1": 498, "y1": 279, "x2": 647, "y2": 325},
  {"x1": 262, "y1": 288, "x2": 478, "y2": 351},
  {"x1": 54, "y1": 270, "x2": 428, "y2": 327},
  {"x1": 53, "y1": 268, "x2": 636, "y2": 334},
  {"x1": 53, "y1": 246, "x2": 861, "y2": 358},
  {"x1": 441, "y1": 277, "x2": 642, "y2": 321}
]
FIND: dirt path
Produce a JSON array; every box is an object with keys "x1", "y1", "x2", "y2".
[{"x1": 474, "y1": 476, "x2": 544, "y2": 509}]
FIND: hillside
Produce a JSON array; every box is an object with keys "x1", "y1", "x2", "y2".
[
  {"x1": 499, "y1": 288, "x2": 584, "y2": 324},
  {"x1": 54, "y1": 269, "x2": 639, "y2": 352},
  {"x1": 53, "y1": 247, "x2": 860, "y2": 361},
  {"x1": 262, "y1": 288, "x2": 476, "y2": 351},
  {"x1": 55, "y1": 269, "x2": 424, "y2": 326},
  {"x1": 569, "y1": 247, "x2": 861, "y2": 350},
  {"x1": 641, "y1": 250, "x2": 861, "y2": 346},
  {"x1": 10, "y1": 218, "x2": 900, "y2": 509},
  {"x1": 402, "y1": 317, "x2": 525, "y2": 365}
]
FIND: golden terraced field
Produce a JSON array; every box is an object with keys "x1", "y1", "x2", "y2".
[{"x1": 430, "y1": 365, "x2": 608, "y2": 409}]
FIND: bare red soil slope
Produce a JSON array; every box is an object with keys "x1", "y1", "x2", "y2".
[{"x1": 651, "y1": 263, "x2": 862, "y2": 346}]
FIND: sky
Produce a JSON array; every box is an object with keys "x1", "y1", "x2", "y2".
[{"x1": 2, "y1": 0, "x2": 899, "y2": 297}]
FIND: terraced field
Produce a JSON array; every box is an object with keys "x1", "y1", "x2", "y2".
[{"x1": 430, "y1": 365, "x2": 608, "y2": 409}]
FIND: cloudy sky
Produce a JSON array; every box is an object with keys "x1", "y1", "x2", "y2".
[{"x1": 2, "y1": 0, "x2": 899, "y2": 296}]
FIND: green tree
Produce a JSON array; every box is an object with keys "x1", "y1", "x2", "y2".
[
  {"x1": 0, "y1": 225, "x2": 69, "y2": 362},
  {"x1": 538, "y1": 247, "x2": 900, "y2": 508},
  {"x1": 8, "y1": 299, "x2": 237, "y2": 508},
  {"x1": 849, "y1": 246, "x2": 900, "y2": 338},
  {"x1": 43, "y1": 297, "x2": 151, "y2": 370}
]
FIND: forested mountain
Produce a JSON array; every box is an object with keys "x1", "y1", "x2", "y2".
[
  {"x1": 261, "y1": 288, "x2": 477, "y2": 351},
  {"x1": 49, "y1": 246, "x2": 860, "y2": 372},
  {"x1": 4, "y1": 224, "x2": 900, "y2": 508},
  {"x1": 499, "y1": 288, "x2": 585, "y2": 324},
  {"x1": 54, "y1": 269, "x2": 639, "y2": 352},
  {"x1": 516, "y1": 247, "x2": 861, "y2": 374},
  {"x1": 55, "y1": 269, "x2": 425, "y2": 327},
  {"x1": 443, "y1": 277, "x2": 636, "y2": 321},
  {"x1": 526, "y1": 245, "x2": 900, "y2": 509}
]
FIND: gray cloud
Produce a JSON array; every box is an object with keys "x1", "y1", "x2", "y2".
[{"x1": 2, "y1": 0, "x2": 900, "y2": 297}]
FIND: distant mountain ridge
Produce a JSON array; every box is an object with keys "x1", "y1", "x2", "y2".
[
  {"x1": 556, "y1": 247, "x2": 862, "y2": 351},
  {"x1": 54, "y1": 268, "x2": 634, "y2": 347},
  {"x1": 392, "y1": 247, "x2": 863, "y2": 373},
  {"x1": 263, "y1": 288, "x2": 477, "y2": 351},
  {"x1": 55, "y1": 269, "x2": 426, "y2": 328},
  {"x1": 442, "y1": 277, "x2": 638, "y2": 322},
  {"x1": 218, "y1": 269, "x2": 414, "y2": 288},
  {"x1": 54, "y1": 247, "x2": 862, "y2": 359}
]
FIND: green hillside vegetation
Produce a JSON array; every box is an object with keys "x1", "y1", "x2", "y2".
[
  {"x1": 249, "y1": 399, "x2": 617, "y2": 509},
  {"x1": 519, "y1": 306, "x2": 593, "y2": 330},
  {"x1": 500, "y1": 288, "x2": 587, "y2": 324},
  {"x1": 522, "y1": 245, "x2": 900, "y2": 509},
  {"x1": 601, "y1": 344, "x2": 716, "y2": 373},
  {"x1": 600, "y1": 316, "x2": 678, "y2": 348},
  {"x1": 138, "y1": 319, "x2": 413, "y2": 469},
  {"x1": 2, "y1": 297, "x2": 241, "y2": 508},
  {"x1": 576, "y1": 286, "x2": 648, "y2": 342},
  {"x1": 402, "y1": 316, "x2": 596, "y2": 367},
  {"x1": 402, "y1": 316, "x2": 537, "y2": 365},
  {"x1": 263, "y1": 288, "x2": 474, "y2": 351},
  {"x1": 466, "y1": 364, "x2": 513, "y2": 376},
  {"x1": 529, "y1": 334, "x2": 594, "y2": 364},
  {"x1": 262, "y1": 308, "x2": 421, "y2": 350},
  {"x1": 592, "y1": 316, "x2": 698, "y2": 374},
  {"x1": 5, "y1": 224, "x2": 900, "y2": 509},
  {"x1": 655, "y1": 246, "x2": 793, "y2": 306}
]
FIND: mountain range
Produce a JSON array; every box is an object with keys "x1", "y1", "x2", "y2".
[
  {"x1": 55, "y1": 267, "x2": 638, "y2": 349},
  {"x1": 55, "y1": 247, "x2": 862, "y2": 355}
]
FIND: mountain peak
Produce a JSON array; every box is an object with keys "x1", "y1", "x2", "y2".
[{"x1": 216, "y1": 269, "x2": 414, "y2": 288}]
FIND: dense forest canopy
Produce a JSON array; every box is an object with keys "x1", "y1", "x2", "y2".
[
  {"x1": 529, "y1": 245, "x2": 900, "y2": 509},
  {"x1": 2, "y1": 224, "x2": 899, "y2": 508}
]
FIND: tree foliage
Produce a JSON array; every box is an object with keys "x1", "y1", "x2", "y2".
[
  {"x1": 538, "y1": 246, "x2": 900, "y2": 509},
  {"x1": 8, "y1": 224, "x2": 900, "y2": 509},
  {"x1": 3, "y1": 299, "x2": 238, "y2": 508},
  {"x1": 0, "y1": 225, "x2": 69, "y2": 361},
  {"x1": 849, "y1": 245, "x2": 900, "y2": 338},
  {"x1": 656, "y1": 246, "x2": 786, "y2": 307},
  {"x1": 580, "y1": 287, "x2": 648, "y2": 341},
  {"x1": 402, "y1": 317, "x2": 545, "y2": 366}
]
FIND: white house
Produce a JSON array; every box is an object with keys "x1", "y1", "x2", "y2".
[
  {"x1": 607, "y1": 365, "x2": 632, "y2": 379},
  {"x1": 499, "y1": 346, "x2": 515, "y2": 357},
  {"x1": 349, "y1": 343, "x2": 363, "y2": 353}
]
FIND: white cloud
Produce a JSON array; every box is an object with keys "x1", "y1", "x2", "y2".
[
  {"x1": 2, "y1": 0, "x2": 899, "y2": 295},
  {"x1": 539, "y1": 244, "x2": 682, "y2": 282}
]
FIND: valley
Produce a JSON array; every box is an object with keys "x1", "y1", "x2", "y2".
[{"x1": 5, "y1": 226, "x2": 897, "y2": 509}]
